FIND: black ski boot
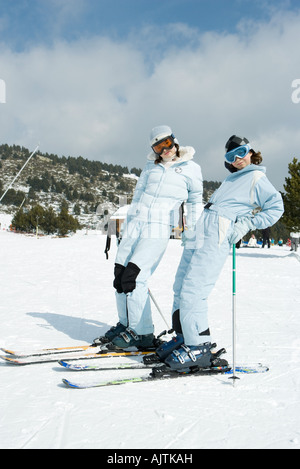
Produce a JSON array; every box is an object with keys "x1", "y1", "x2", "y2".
[
  {"x1": 111, "y1": 327, "x2": 157, "y2": 350},
  {"x1": 93, "y1": 322, "x2": 126, "y2": 345},
  {"x1": 164, "y1": 343, "x2": 229, "y2": 372},
  {"x1": 143, "y1": 334, "x2": 184, "y2": 365}
]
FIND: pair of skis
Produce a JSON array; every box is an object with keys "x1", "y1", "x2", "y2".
[
  {"x1": 0, "y1": 343, "x2": 269, "y2": 389},
  {"x1": 0, "y1": 343, "x2": 154, "y2": 365}
]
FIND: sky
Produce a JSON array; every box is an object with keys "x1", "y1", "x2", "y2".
[{"x1": 1, "y1": 0, "x2": 300, "y2": 190}]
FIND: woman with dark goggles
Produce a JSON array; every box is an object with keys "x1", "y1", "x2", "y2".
[
  {"x1": 92, "y1": 125, "x2": 203, "y2": 351},
  {"x1": 151, "y1": 135, "x2": 175, "y2": 155}
]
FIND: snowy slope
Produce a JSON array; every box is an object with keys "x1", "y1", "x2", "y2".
[
  {"x1": 0, "y1": 213, "x2": 12, "y2": 231},
  {"x1": 0, "y1": 230, "x2": 299, "y2": 449}
]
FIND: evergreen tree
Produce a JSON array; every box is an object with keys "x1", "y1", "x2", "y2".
[
  {"x1": 0, "y1": 188, "x2": 26, "y2": 206},
  {"x1": 73, "y1": 203, "x2": 81, "y2": 215},
  {"x1": 27, "y1": 205, "x2": 46, "y2": 232},
  {"x1": 131, "y1": 167, "x2": 142, "y2": 177},
  {"x1": 12, "y1": 209, "x2": 30, "y2": 232},
  {"x1": 43, "y1": 207, "x2": 59, "y2": 234},
  {"x1": 57, "y1": 203, "x2": 80, "y2": 236},
  {"x1": 282, "y1": 158, "x2": 300, "y2": 231},
  {"x1": 11, "y1": 204, "x2": 80, "y2": 235}
]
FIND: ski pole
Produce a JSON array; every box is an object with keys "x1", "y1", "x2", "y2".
[
  {"x1": 148, "y1": 289, "x2": 171, "y2": 330},
  {"x1": 230, "y1": 243, "x2": 239, "y2": 385}
]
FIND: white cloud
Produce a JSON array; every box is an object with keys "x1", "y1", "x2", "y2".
[{"x1": 1, "y1": 8, "x2": 300, "y2": 189}]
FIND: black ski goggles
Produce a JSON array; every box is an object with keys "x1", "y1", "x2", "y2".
[{"x1": 151, "y1": 135, "x2": 175, "y2": 155}]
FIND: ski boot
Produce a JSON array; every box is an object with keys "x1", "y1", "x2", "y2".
[
  {"x1": 93, "y1": 322, "x2": 127, "y2": 345},
  {"x1": 143, "y1": 334, "x2": 184, "y2": 365},
  {"x1": 111, "y1": 327, "x2": 157, "y2": 350},
  {"x1": 164, "y1": 342, "x2": 227, "y2": 372}
]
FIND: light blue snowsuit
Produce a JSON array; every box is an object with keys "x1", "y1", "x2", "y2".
[
  {"x1": 115, "y1": 146, "x2": 203, "y2": 335},
  {"x1": 173, "y1": 164, "x2": 284, "y2": 345}
]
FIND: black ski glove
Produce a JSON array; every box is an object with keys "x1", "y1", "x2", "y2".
[
  {"x1": 113, "y1": 263, "x2": 126, "y2": 293},
  {"x1": 121, "y1": 262, "x2": 141, "y2": 294}
]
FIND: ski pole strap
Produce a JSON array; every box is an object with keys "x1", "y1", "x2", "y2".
[{"x1": 104, "y1": 235, "x2": 111, "y2": 259}]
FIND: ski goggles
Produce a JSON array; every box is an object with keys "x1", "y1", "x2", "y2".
[
  {"x1": 225, "y1": 144, "x2": 252, "y2": 164},
  {"x1": 151, "y1": 135, "x2": 175, "y2": 155}
]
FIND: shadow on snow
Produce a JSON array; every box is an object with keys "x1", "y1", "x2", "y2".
[{"x1": 27, "y1": 311, "x2": 108, "y2": 343}]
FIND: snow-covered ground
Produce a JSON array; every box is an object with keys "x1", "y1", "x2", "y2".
[
  {"x1": 0, "y1": 229, "x2": 299, "y2": 449},
  {"x1": 0, "y1": 213, "x2": 12, "y2": 231}
]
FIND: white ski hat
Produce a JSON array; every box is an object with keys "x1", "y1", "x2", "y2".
[{"x1": 149, "y1": 125, "x2": 178, "y2": 147}]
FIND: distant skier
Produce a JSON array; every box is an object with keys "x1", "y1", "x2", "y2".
[
  {"x1": 290, "y1": 231, "x2": 300, "y2": 252},
  {"x1": 262, "y1": 227, "x2": 271, "y2": 248},
  {"x1": 94, "y1": 125, "x2": 203, "y2": 349},
  {"x1": 247, "y1": 234, "x2": 258, "y2": 247},
  {"x1": 155, "y1": 135, "x2": 284, "y2": 371}
]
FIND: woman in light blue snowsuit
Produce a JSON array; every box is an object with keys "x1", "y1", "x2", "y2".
[
  {"x1": 94, "y1": 126, "x2": 203, "y2": 349},
  {"x1": 157, "y1": 135, "x2": 284, "y2": 371}
]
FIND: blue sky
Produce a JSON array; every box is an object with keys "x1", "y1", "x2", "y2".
[
  {"x1": 1, "y1": 0, "x2": 300, "y2": 190},
  {"x1": 0, "y1": 0, "x2": 297, "y2": 51}
]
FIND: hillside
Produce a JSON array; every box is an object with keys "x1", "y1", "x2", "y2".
[
  {"x1": 0, "y1": 144, "x2": 221, "y2": 233},
  {"x1": 0, "y1": 144, "x2": 139, "y2": 230}
]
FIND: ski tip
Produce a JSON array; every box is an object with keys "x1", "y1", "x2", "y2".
[
  {"x1": 0, "y1": 355, "x2": 23, "y2": 365},
  {"x1": 62, "y1": 379, "x2": 89, "y2": 389},
  {"x1": 62, "y1": 379, "x2": 80, "y2": 388},
  {"x1": 59, "y1": 360, "x2": 85, "y2": 370},
  {"x1": 0, "y1": 348, "x2": 16, "y2": 356},
  {"x1": 58, "y1": 360, "x2": 70, "y2": 368},
  {"x1": 62, "y1": 379, "x2": 71, "y2": 387}
]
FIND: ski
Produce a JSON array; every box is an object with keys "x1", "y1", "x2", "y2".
[
  {"x1": 59, "y1": 359, "x2": 151, "y2": 371},
  {"x1": 0, "y1": 329, "x2": 171, "y2": 359},
  {"x1": 62, "y1": 364, "x2": 269, "y2": 388},
  {"x1": 0, "y1": 331, "x2": 166, "y2": 358},
  {"x1": 0, "y1": 349, "x2": 154, "y2": 365},
  {"x1": 0, "y1": 331, "x2": 168, "y2": 358},
  {"x1": 0, "y1": 344, "x2": 98, "y2": 358},
  {"x1": 58, "y1": 359, "x2": 268, "y2": 373}
]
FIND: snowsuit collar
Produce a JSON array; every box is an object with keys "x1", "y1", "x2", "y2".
[{"x1": 227, "y1": 164, "x2": 266, "y2": 180}]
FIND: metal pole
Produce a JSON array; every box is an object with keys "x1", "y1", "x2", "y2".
[
  {"x1": 230, "y1": 243, "x2": 239, "y2": 385},
  {"x1": 148, "y1": 289, "x2": 171, "y2": 330},
  {"x1": 0, "y1": 145, "x2": 39, "y2": 204}
]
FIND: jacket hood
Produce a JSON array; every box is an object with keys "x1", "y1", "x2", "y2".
[{"x1": 147, "y1": 146, "x2": 195, "y2": 163}]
